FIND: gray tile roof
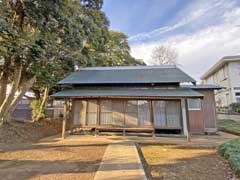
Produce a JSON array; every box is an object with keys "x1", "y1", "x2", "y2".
[
  {"x1": 58, "y1": 66, "x2": 196, "y2": 84},
  {"x1": 51, "y1": 88, "x2": 203, "y2": 98}
]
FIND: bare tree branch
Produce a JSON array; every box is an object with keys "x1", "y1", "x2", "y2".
[{"x1": 150, "y1": 45, "x2": 178, "y2": 66}]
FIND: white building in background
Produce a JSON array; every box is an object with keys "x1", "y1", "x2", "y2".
[{"x1": 201, "y1": 55, "x2": 240, "y2": 107}]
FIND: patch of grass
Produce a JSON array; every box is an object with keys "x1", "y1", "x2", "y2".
[
  {"x1": 219, "y1": 138, "x2": 240, "y2": 177},
  {"x1": 140, "y1": 144, "x2": 233, "y2": 180},
  {"x1": 217, "y1": 119, "x2": 240, "y2": 135}
]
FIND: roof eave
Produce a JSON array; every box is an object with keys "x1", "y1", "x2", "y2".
[{"x1": 201, "y1": 56, "x2": 240, "y2": 80}]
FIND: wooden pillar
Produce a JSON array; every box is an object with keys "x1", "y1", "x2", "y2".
[
  {"x1": 123, "y1": 129, "x2": 126, "y2": 136},
  {"x1": 62, "y1": 98, "x2": 67, "y2": 139},
  {"x1": 123, "y1": 101, "x2": 126, "y2": 136},
  {"x1": 184, "y1": 98, "x2": 191, "y2": 142},
  {"x1": 95, "y1": 99, "x2": 100, "y2": 137},
  {"x1": 68, "y1": 99, "x2": 73, "y2": 135},
  {"x1": 181, "y1": 98, "x2": 191, "y2": 142},
  {"x1": 150, "y1": 101, "x2": 155, "y2": 137}
]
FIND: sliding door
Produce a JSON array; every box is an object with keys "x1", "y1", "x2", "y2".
[
  {"x1": 100, "y1": 100, "x2": 151, "y2": 128},
  {"x1": 112, "y1": 100, "x2": 125, "y2": 127},
  {"x1": 153, "y1": 101, "x2": 166, "y2": 127},
  {"x1": 125, "y1": 100, "x2": 138, "y2": 127},
  {"x1": 100, "y1": 100, "x2": 125, "y2": 127},
  {"x1": 86, "y1": 100, "x2": 97, "y2": 126},
  {"x1": 100, "y1": 100, "x2": 112, "y2": 126},
  {"x1": 73, "y1": 100, "x2": 87, "y2": 126},
  {"x1": 153, "y1": 100, "x2": 181, "y2": 128},
  {"x1": 138, "y1": 100, "x2": 151, "y2": 127},
  {"x1": 166, "y1": 101, "x2": 181, "y2": 127}
]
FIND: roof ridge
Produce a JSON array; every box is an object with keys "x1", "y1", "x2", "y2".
[{"x1": 79, "y1": 65, "x2": 177, "y2": 70}]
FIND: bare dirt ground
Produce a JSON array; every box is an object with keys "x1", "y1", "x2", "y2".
[
  {"x1": 0, "y1": 136, "x2": 107, "y2": 180},
  {"x1": 0, "y1": 120, "x2": 62, "y2": 144},
  {"x1": 140, "y1": 144, "x2": 238, "y2": 180},
  {"x1": 0, "y1": 130, "x2": 238, "y2": 180}
]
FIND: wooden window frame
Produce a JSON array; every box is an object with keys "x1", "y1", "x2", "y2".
[{"x1": 187, "y1": 98, "x2": 202, "y2": 111}]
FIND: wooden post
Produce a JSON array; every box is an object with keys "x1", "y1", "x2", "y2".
[
  {"x1": 184, "y1": 98, "x2": 191, "y2": 142},
  {"x1": 95, "y1": 99, "x2": 100, "y2": 137},
  {"x1": 68, "y1": 99, "x2": 73, "y2": 135},
  {"x1": 123, "y1": 101, "x2": 126, "y2": 136},
  {"x1": 123, "y1": 129, "x2": 126, "y2": 136},
  {"x1": 150, "y1": 101, "x2": 155, "y2": 137},
  {"x1": 62, "y1": 98, "x2": 67, "y2": 139},
  {"x1": 152, "y1": 129, "x2": 156, "y2": 138}
]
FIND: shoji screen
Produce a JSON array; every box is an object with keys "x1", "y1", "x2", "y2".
[
  {"x1": 73, "y1": 100, "x2": 87, "y2": 126},
  {"x1": 100, "y1": 100, "x2": 125, "y2": 127},
  {"x1": 125, "y1": 100, "x2": 138, "y2": 127},
  {"x1": 100, "y1": 100, "x2": 113, "y2": 126},
  {"x1": 138, "y1": 100, "x2": 151, "y2": 127},
  {"x1": 153, "y1": 101, "x2": 166, "y2": 127},
  {"x1": 112, "y1": 100, "x2": 125, "y2": 127},
  {"x1": 166, "y1": 101, "x2": 181, "y2": 127},
  {"x1": 86, "y1": 100, "x2": 97, "y2": 126}
]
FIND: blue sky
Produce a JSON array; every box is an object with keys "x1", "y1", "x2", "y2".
[
  {"x1": 103, "y1": 0, "x2": 189, "y2": 37},
  {"x1": 103, "y1": 0, "x2": 240, "y2": 81}
]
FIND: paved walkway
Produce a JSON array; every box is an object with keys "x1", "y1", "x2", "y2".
[{"x1": 94, "y1": 143, "x2": 147, "y2": 180}]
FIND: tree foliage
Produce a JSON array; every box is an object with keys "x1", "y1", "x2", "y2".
[
  {"x1": 0, "y1": 0, "x2": 144, "y2": 123},
  {"x1": 102, "y1": 31, "x2": 145, "y2": 66},
  {"x1": 150, "y1": 45, "x2": 178, "y2": 65},
  {"x1": 230, "y1": 103, "x2": 240, "y2": 113},
  {"x1": 0, "y1": 0, "x2": 105, "y2": 123}
]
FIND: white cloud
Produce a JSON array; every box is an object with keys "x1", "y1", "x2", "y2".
[
  {"x1": 129, "y1": 0, "x2": 234, "y2": 43},
  {"x1": 130, "y1": 0, "x2": 240, "y2": 82},
  {"x1": 128, "y1": 7, "x2": 207, "y2": 43}
]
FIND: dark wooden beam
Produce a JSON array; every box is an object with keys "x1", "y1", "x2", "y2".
[
  {"x1": 62, "y1": 98, "x2": 67, "y2": 139},
  {"x1": 150, "y1": 101, "x2": 155, "y2": 137}
]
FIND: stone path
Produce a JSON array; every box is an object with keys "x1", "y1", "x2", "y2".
[{"x1": 94, "y1": 143, "x2": 147, "y2": 180}]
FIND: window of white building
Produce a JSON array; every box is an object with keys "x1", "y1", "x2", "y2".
[{"x1": 235, "y1": 92, "x2": 240, "y2": 103}]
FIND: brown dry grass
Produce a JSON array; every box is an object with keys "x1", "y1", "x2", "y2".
[{"x1": 140, "y1": 144, "x2": 237, "y2": 180}]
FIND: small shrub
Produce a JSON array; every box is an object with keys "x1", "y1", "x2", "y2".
[
  {"x1": 229, "y1": 154, "x2": 240, "y2": 176},
  {"x1": 230, "y1": 103, "x2": 240, "y2": 113},
  {"x1": 219, "y1": 138, "x2": 240, "y2": 177},
  {"x1": 30, "y1": 100, "x2": 45, "y2": 121}
]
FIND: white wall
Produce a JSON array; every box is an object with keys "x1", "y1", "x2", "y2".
[
  {"x1": 228, "y1": 62, "x2": 240, "y2": 103},
  {"x1": 203, "y1": 62, "x2": 240, "y2": 107}
]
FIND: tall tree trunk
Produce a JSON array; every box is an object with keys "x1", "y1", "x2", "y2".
[
  {"x1": 0, "y1": 75, "x2": 7, "y2": 106},
  {"x1": 36, "y1": 87, "x2": 49, "y2": 121},
  {"x1": 0, "y1": 66, "x2": 22, "y2": 125},
  {"x1": 0, "y1": 58, "x2": 10, "y2": 106},
  {"x1": 4, "y1": 76, "x2": 36, "y2": 123}
]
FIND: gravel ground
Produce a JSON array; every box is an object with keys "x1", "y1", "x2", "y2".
[{"x1": 140, "y1": 144, "x2": 238, "y2": 180}]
